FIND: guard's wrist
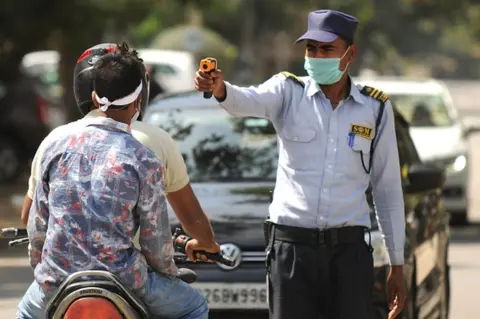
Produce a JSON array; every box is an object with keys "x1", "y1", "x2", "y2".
[{"x1": 214, "y1": 82, "x2": 227, "y2": 101}]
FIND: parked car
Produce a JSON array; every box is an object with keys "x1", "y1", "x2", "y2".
[
  {"x1": 355, "y1": 76, "x2": 469, "y2": 224},
  {"x1": 0, "y1": 74, "x2": 51, "y2": 184},
  {"x1": 143, "y1": 89, "x2": 450, "y2": 319}
]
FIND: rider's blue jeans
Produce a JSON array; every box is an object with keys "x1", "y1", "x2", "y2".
[{"x1": 16, "y1": 271, "x2": 208, "y2": 319}]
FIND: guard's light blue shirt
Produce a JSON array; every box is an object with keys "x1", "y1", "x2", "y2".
[{"x1": 218, "y1": 73, "x2": 405, "y2": 265}]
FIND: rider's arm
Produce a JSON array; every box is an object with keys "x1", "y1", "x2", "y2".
[
  {"x1": 216, "y1": 74, "x2": 286, "y2": 120},
  {"x1": 370, "y1": 100, "x2": 406, "y2": 265},
  {"x1": 168, "y1": 184, "x2": 216, "y2": 247},
  {"x1": 20, "y1": 196, "x2": 33, "y2": 227},
  {"x1": 21, "y1": 144, "x2": 42, "y2": 225},
  {"x1": 137, "y1": 159, "x2": 176, "y2": 275}
]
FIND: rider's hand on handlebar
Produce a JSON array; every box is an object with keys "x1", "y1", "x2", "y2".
[{"x1": 185, "y1": 239, "x2": 221, "y2": 263}]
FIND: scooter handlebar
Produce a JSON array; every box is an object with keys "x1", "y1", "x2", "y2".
[
  {"x1": 3, "y1": 228, "x2": 236, "y2": 267},
  {"x1": 8, "y1": 238, "x2": 30, "y2": 247},
  {"x1": 1, "y1": 228, "x2": 27, "y2": 238}
]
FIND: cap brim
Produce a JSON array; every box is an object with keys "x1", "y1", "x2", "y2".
[{"x1": 295, "y1": 30, "x2": 338, "y2": 44}]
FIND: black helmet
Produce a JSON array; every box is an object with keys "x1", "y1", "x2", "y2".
[{"x1": 73, "y1": 43, "x2": 150, "y2": 120}]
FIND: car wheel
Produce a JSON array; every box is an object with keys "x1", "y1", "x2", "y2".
[{"x1": 0, "y1": 138, "x2": 22, "y2": 184}]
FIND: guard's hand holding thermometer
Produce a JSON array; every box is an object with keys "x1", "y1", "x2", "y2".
[{"x1": 194, "y1": 57, "x2": 226, "y2": 100}]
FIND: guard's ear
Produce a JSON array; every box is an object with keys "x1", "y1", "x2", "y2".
[{"x1": 347, "y1": 44, "x2": 358, "y2": 63}]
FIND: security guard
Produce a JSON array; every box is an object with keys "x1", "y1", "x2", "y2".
[{"x1": 195, "y1": 9, "x2": 406, "y2": 319}]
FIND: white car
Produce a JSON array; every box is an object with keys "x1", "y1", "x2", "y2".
[
  {"x1": 21, "y1": 49, "x2": 196, "y2": 95},
  {"x1": 354, "y1": 76, "x2": 470, "y2": 223}
]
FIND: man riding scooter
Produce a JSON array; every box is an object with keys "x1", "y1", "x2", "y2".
[{"x1": 17, "y1": 43, "x2": 220, "y2": 319}]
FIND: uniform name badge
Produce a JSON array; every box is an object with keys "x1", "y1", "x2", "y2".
[{"x1": 349, "y1": 124, "x2": 373, "y2": 140}]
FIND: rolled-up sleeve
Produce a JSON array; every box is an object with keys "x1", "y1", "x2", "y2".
[
  {"x1": 162, "y1": 134, "x2": 189, "y2": 193},
  {"x1": 370, "y1": 100, "x2": 405, "y2": 265},
  {"x1": 218, "y1": 75, "x2": 286, "y2": 121}
]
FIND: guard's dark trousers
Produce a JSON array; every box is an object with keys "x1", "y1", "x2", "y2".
[{"x1": 266, "y1": 223, "x2": 374, "y2": 319}]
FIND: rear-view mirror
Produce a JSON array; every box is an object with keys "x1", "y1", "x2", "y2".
[{"x1": 404, "y1": 163, "x2": 445, "y2": 194}]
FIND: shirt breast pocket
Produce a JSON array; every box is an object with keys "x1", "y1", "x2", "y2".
[
  {"x1": 281, "y1": 127, "x2": 317, "y2": 170},
  {"x1": 344, "y1": 135, "x2": 372, "y2": 178}
]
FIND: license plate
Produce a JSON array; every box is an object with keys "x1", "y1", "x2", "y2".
[{"x1": 191, "y1": 283, "x2": 268, "y2": 309}]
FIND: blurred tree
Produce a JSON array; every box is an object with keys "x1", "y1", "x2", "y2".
[
  {"x1": 0, "y1": 0, "x2": 61, "y2": 81},
  {"x1": 0, "y1": 0, "x2": 161, "y2": 121}
]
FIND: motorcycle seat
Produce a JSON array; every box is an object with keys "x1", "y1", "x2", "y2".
[{"x1": 45, "y1": 271, "x2": 149, "y2": 319}]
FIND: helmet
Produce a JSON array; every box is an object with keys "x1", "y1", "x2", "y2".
[{"x1": 73, "y1": 43, "x2": 150, "y2": 120}]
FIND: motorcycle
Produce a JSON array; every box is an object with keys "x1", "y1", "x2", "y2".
[{"x1": 1, "y1": 227, "x2": 235, "y2": 319}]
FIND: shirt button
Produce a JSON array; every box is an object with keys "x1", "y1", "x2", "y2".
[
  {"x1": 319, "y1": 216, "x2": 324, "y2": 220},
  {"x1": 330, "y1": 138, "x2": 334, "y2": 143},
  {"x1": 328, "y1": 165, "x2": 332, "y2": 168},
  {"x1": 333, "y1": 148, "x2": 337, "y2": 152},
  {"x1": 323, "y1": 189, "x2": 327, "y2": 192},
  {"x1": 293, "y1": 136, "x2": 299, "y2": 141}
]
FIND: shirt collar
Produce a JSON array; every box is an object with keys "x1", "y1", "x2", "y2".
[
  {"x1": 84, "y1": 109, "x2": 104, "y2": 119},
  {"x1": 306, "y1": 76, "x2": 366, "y2": 105},
  {"x1": 349, "y1": 79, "x2": 367, "y2": 105},
  {"x1": 85, "y1": 116, "x2": 131, "y2": 134}
]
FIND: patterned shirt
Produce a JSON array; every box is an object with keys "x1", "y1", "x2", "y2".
[{"x1": 27, "y1": 117, "x2": 177, "y2": 295}]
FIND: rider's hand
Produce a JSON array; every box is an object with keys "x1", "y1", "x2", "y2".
[
  {"x1": 387, "y1": 265, "x2": 406, "y2": 319},
  {"x1": 185, "y1": 239, "x2": 221, "y2": 263},
  {"x1": 194, "y1": 70, "x2": 225, "y2": 100}
]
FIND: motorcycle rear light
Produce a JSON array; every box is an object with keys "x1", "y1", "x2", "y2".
[{"x1": 64, "y1": 297, "x2": 123, "y2": 319}]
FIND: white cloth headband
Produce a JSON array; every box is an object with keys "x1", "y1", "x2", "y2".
[{"x1": 94, "y1": 81, "x2": 142, "y2": 112}]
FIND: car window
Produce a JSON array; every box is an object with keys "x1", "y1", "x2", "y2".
[
  {"x1": 389, "y1": 93, "x2": 454, "y2": 127},
  {"x1": 150, "y1": 64, "x2": 177, "y2": 76},
  {"x1": 146, "y1": 108, "x2": 277, "y2": 182}
]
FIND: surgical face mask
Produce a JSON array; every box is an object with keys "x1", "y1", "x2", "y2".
[
  {"x1": 131, "y1": 108, "x2": 140, "y2": 122},
  {"x1": 130, "y1": 99, "x2": 141, "y2": 123},
  {"x1": 304, "y1": 47, "x2": 350, "y2": 85}
]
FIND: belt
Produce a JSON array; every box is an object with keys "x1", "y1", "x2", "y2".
[{"x1": 272, "y1": 223, "x2": 367, "y2": 247}]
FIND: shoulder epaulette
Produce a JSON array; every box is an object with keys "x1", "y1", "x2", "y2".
[
  {"x1": 280, "y1": 71, "x2": 305, "y2": 88},
  {"x1": 360, "y1": 85, "x2": 388, "y2": 103}
]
